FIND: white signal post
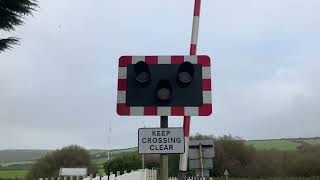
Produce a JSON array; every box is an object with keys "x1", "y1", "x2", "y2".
[{"x1": 179, "y1": 0, "x2": 202, "y2": 174}]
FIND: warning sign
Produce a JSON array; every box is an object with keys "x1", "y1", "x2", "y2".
[{"x1": 138, "y1": 128, "x2": 185, "y2": 154}]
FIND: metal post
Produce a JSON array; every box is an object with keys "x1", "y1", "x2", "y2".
[
  {"x1": 107, "y1": 118, "x2": 111, "y2": 161},
  {"x1": 199, "y1": 144, "x2": 204, "y2": 178},
  {"x1": 160, "y1": 116, "x2": 168, "y2": 180},
  {"x1": 142, "y1": 154, "x2": 145, "y2": 169}
]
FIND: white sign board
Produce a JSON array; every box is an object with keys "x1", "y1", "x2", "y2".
[
  {"x1": 138, "y1": 128, "x2": 185, "y2": 154},
  {"x1": 59, "y1": 168, "x2": 87, "y2": 176}
]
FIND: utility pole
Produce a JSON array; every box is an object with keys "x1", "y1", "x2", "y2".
[{"x1": 107, "y1": 119, "x2": 112, "y2": 161}]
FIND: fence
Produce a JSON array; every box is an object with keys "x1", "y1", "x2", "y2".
[
  {"x1": 169, "y1": 178, "x2": 209, "y2": 180},
  {"x1": 39, "y1": 169, "x2": 157, "y2": 180}
]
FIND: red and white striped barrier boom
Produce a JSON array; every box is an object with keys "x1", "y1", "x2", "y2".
[{"x1": 179, "y1": 0, "x2": 202, "y2": 172}]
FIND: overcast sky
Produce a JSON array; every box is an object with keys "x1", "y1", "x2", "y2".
[{"x1": 0, "y1": 0, "x2": 320, "y2": 150}]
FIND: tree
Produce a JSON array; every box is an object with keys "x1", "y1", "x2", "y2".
[
  {"x1": 103, "y1": 152, "x2": 142, "y2": 175},
  {"x1": 0, "y1": 0, "x2": 37, "y2": 52},
  {"x1": 213, "y1": 135, "x2": 256, "y2": 177},
  {"x1": 26, "y1": 145, "x2": 97, "y2": 180},
  {"x1": 190, "y1": 133, "x2": 215, "y2": 140},
  {"x1": 190, "y1": 134, "x2": 257, "y2": 177}
]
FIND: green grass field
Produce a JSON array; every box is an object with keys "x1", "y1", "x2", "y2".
[
  {"x1": 246, "y1": 140, "x2": 301, "y2": 150},
  {"x1": 0, "y1": 160, "x2": 33, "y2": 167},
  {"x1": 0, "y1": 170, "x2": 28, "y2": 179}
]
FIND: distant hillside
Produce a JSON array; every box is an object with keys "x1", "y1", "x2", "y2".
[
  {"x1": 246, "y1": 137, "x2": 320, "y2": 151},
  {"x1": 0, "y1": 150, "x2": 52, "y2": 163},
  {"x1": 0, "y1": 147, "x2": 138, "y2": 170},
  {"x1": 1, "y1": 137, "x2": 319, "y2": 166}
]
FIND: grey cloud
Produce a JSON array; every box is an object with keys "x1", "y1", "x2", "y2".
[{"x1": 0, "y1": 0, "x2": 320, "y2": 149}]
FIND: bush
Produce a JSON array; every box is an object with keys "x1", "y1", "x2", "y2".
[
  {"x1": 103, "y1": 152, "x2": 142, "y2": 175},
  {"x1": 287, "y1": 146, "x2": 320, "y2": 177},
  {"x1": 26, "y1": 145, "x2": 97, "y2": 180},
  {"x1": 213, "y1": 135, "x2": 255, "y2": 177}
]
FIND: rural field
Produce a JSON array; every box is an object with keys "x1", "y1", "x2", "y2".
[
  {"x1": 246, "y1": 139, "x2": 301, "y2": 150},
  {"x1": 245, "y1": 137, "x2": 320, "y2": 150},
  {"x1": 0, "y1": 137, "x2": 319, "y2": 179},
  {"x1": 0, "y1": 170, "x2": 28, "y2": 179}
]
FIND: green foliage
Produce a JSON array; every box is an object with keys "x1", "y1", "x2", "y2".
[
  {"x1": 0, "y1": 0, "x2": 37, "y2": 52},
  {"x1": 191, "y1": 134, "x2": 320, "y2": 178},
  {"x1": 143, "y1": 154, "x2": 159, "y2": 169},
  {"x1": 0, "y1": 38, "x2": 19, "y2": 52},
  {"x1": 102, "y1": 152, "x2": 178, "y2": 177},
  {"x1": 26, "y1": 145, "x2": 97, "y2": 180},
  {"x1": 190, "y1": 133, "x2": 215, "y2": 140},
  {"x1": 213, "y1": 135, "x2": 255, "y2": 177},
  {"x1": 103, "y1": 152, "x2": 142, "y2": 175},
  {"x1": 286, "y1": 146, "x2": 320, "y2": 177},
  {"x1": 168, "y1": 154, "x2": 180, "y2": 177}
]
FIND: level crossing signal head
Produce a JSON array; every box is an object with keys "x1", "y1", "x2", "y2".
[{"x1": 117, "y1": 55, "x2": 212, "y2": 116}]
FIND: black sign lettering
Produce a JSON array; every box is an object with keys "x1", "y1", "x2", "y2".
[{"x1": 166, "y1": 131, "x2": 170, "y2": 136}]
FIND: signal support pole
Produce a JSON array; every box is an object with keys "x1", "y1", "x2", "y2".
[
  {"x1": 160, "y1": 116, "x2": 169, "y2": 180},
  {"x1": 179, "y1": 0, "x2": 202, "y2": 178}
]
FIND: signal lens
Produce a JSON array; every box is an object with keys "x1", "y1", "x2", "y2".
[
  {"x1": 136, "y1": 72, "x2": 150, "y2": 84},
  {"x1": 156, "y1": 80, "x2": 173, "y2": 101},
  {"x1": 134, "y1": 61, "x2": 151, "y2": 84},
  {"x1": 177, "y1": 62, "x2": 194, "y2": 86},
  {"x1": 178, "y1": 72, "x2": 193, "y2": 84}
]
